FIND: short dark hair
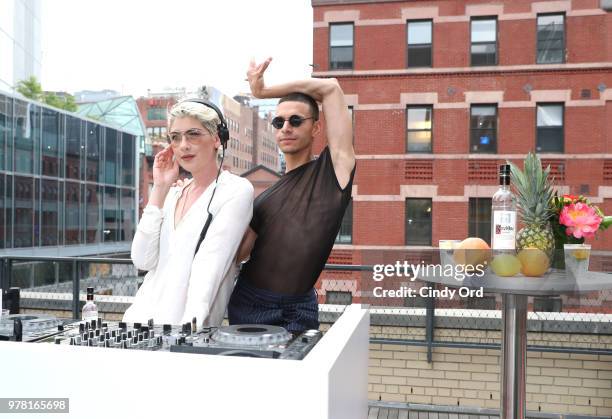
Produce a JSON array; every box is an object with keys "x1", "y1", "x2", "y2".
[{"x1": 278, "y1": 92, "x2": 319, "y2": 121}]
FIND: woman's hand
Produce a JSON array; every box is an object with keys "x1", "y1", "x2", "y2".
[{"x1": 153, "y1": 146, "x2": 179, "y2": 188}]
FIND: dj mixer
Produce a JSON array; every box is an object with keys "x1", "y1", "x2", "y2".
[{"x1": 1, "y1": 315, "x2": 322, "y2": 360}]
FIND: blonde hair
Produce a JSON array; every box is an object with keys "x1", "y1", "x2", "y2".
[{"x1": 167, "y1": 100, "x2": 220, "y2": 136}]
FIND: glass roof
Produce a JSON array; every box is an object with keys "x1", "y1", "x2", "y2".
[{"x1": 76, "y1": 96, "x2": 145, "y2": 137}]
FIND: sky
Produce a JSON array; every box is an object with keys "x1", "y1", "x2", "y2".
[{"x1": 41, "y1": 0, "x2": 313, "y2": 99}]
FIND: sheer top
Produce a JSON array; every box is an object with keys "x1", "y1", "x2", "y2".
[{"x1": 241, "y1": 147, "x2": 355, "y2": 295}]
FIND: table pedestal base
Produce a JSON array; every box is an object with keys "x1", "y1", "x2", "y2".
[{"x1": 501, "y1": 294, "x2": 527, "y2": 419}]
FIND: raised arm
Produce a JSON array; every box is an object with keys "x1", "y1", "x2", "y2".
[
  {"x1": 248, "y1": 58, "x2": 355, "y2": 188},
  {"x1": 131, "y1": 146, "x2": 179, "y2": 271}
]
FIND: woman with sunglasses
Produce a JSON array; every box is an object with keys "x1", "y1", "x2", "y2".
[
  {"x1": 228, "y1": 57, "x2": 356, "y2": 334},
  {"x1": 123, "y1": 100, "x2": 253, "y2": 330}
]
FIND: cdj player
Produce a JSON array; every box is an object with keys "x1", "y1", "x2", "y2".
[{"x1": 1, "y1": 315, "x2": 322, "y2": 360}]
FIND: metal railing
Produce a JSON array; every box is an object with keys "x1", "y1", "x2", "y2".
[{"x1": 1, "y1": 257, "x2": 610, "y2": 358}]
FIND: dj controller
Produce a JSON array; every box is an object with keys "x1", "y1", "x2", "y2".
[{"x1": 0, "y1": 315, "x2": 322, "y2": 360}]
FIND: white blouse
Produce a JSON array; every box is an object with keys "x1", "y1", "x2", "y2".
[{"x1": 123, "y1": 171, "x2": 253, "y2": 329}]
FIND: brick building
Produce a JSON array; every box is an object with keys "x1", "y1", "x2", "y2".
[{"x1": 310, "y1": 0, "x2": 612, "y2": 256}]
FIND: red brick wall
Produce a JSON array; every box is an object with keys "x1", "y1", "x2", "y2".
[
  {"x1": 433, "y1": 201, "x2": 469, "y2": 242},
  {"x1": 354, "y1": 201, "x2": 405, "y2": 245},
  {"x1": 356, "y1": 25, "x2": 406, "y2": 70},
  {"x1": 312, "y1": 0, "x2": 612, "y2": 253},
  {"x1": 567, "y1": 15, "x2": 607, "y2": 63},
  {"x1": 313, "y1": 0, "x2": 612, "y2": 71},
  {"x1": 498, "y1": 19, "x2": 535, "y2": 66},
  {"x1": 435, "y1": 22, "x2": 469, "y2": 68}
]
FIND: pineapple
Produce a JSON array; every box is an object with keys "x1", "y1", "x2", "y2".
[{"x1": 509, "y1": 153, "x2": 555, "y2": 259}]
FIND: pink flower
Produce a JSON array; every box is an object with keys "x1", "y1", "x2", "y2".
[{"x1": 559, "y1": 202, "x2": 602, "y2": 239}]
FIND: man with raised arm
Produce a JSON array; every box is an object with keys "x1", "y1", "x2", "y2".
[{"x1": 229, "y1": 57, "x2": 355, "y2": 334}]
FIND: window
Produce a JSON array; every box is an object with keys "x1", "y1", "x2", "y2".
[
  {"x1": 104, "y1": 186, "x2": 119, "y2": 242},
  {"x1": 329, "y1": 23, "x2": 353, "y2": 70},
  {"x1": 405, "y1": 198, "x2": 432, "y2": 245},
  {"x1": 86, "y1": 184, "x2": 101, "y2": 243},
  {"x1": 15, "y1": 101, "x2": 38, "y2": 174},
  {"x1": 537, "y1": 14, "x2": 565, "y2": 64},
  {"x1": 122, "y1": 134, "x2": 135, "y2": 186},
  {"x1": 65, "y1": 117, "x2": 82, "y2": 180},
  {"x1": 64, "y1": 182, "x2": 81, "y2": 245},
  {"x1": 471, "y1": 18, "x2": 497, "y2": 66},
  {"x1": 86, "y1": 123, "x2": 102, "y2": 182},
  {"x1": 326, "y1": 291, "x2": 352, "y2": 305},
  {"x1": 335, "y1": 201, "x2": 353, "y2": 244},
  {"x1": 120, "y1": 189, "x2": 135, "y2": 241},
  {"x1": 407, "y1": 20, "x2": 432, "y2": 68},
  {"x1": 41, "y1": 108, "x2": 60, "y2": 177},
  {"x1": 470, "y1": 105, "x2": 497, "y2": 153},
  {"x1": 105, "y1": 128, "x2": 119, "y2": 185},
  {"x1": 14, "y1": 176, "x2": 33, "y2": 247},
  {"x1": 536, "y1": 104, "x2": 564, "y2": 152},
  {"x1": 147, "y1": 107, "x2": 166, "y2": 121},
  {"x1": 407, "y1": 106, "x2": 432, "y2": 152},
  {"x1": 469, "y1": 198, "x2": 491, "y2": 245},
  {"x1": 41, "y1": 179, "x2": 59, "y2": 246}
]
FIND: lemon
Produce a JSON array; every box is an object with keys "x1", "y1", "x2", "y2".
[
  {"x1": 490, "y1": 254, "x2": 522, "y2": 277},
  {"x1": 571, "y1": 249, "x2": 590, "y2": 260}
]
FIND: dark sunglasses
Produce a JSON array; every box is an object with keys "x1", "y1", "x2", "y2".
[{"x1": 271, "y1": 115, "x2": 315, "y2": 129}]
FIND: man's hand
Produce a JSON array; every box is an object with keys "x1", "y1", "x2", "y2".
[{"x1": 247, "y1": 57, "x2": 272, "y2": 98}]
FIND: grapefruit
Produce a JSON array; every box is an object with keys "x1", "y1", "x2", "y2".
[
  {"x1": 453, "y1": 237, "x2": 491, "y2": 267},
  {"x1": 517, "y1": 248, "x2": 549, "y2": 277}
]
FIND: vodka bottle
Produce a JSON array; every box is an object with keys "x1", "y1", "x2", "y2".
[
  {"x1": 82, "y1": 287, "x2": 99, "y2": 322},
  {"x1": 491, "y1": 164, "x2": 517, "y2": 250}
]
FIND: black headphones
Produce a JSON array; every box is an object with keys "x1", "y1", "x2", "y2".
[
  {"x1": 180, "y1": 98, "x2": 229, "y2": 149},
  {"x1": 178, "y1": 98, "x2": 229, "y2": 256}
]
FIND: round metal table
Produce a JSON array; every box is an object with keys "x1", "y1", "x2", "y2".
[{"x1": 417, "y1": 268, "x2": 612, "y2": 419}]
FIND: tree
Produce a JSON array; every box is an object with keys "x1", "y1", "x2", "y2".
[
  {"x1": 43, "y1": 92, "x2": 78, "y2": 112},
  {"x1": 16, "y1": 76, "x2": 43, "y2": 101},
  {"x1": 15, "y1": 76, "x2": 78, "y2": 112}
]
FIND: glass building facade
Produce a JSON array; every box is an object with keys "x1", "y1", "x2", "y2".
[{"x1": 0, "y1": 92, "x2": 137, "y2": 253}]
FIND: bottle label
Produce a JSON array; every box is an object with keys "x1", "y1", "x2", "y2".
[
  {"x1": 492, "y1": 210, "x2": 516, "y2": 249},
  {"x1": 82, "y1": 304, "x2": 99, "y2": 322}
]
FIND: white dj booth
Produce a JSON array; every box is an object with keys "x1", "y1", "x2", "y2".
[{"x1": 0, "y1": 304, "x2": 369, "y2": 419}]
